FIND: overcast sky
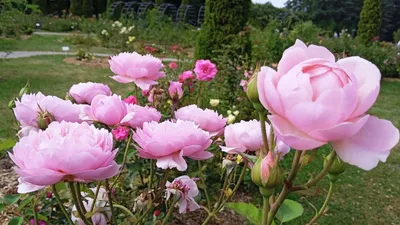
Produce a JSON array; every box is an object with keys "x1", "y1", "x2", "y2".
[{"x1": 252, "y1": 0, "x2": 286, "y2": 8}]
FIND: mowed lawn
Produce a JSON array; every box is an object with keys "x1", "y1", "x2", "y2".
[{"x1": 0, "y1": 56, "x2": 400, "y2": 224}]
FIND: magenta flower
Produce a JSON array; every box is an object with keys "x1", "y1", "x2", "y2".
[
  {"x1": 69, "y1": 82, "x2": 111, "y2": 104},
  {"x1": 168, "y1": 81, "x2": 183, "y2": 99},
  {"x1": 175, "y1": 105, "x2": 226, "y2": 136},
  {"x1": 165, "y1": 175, "x2": 200, "y2": 213},
  {"x1": 9, "y1": 122, "x2": 119, "y2": 193},
  {"x1": 109, "y1": 52, "x2": 165, "y2": 90},
  {"x1": 133, "y1": 120, "x2": 213, "y2": 171},
  {"x1": 168, "y1": 62, "x2": 178, "y2": 70},
  {"x1": 123, "y1": 95, "x2": 137, "y2": 105},
  {"x1": 121, "y1": 104, "x2": 161, "y2": 129},
  {"x1": 179, "y1": 71, "x2": 194, "y2": 83},
  {"x1": 221, "y1": 120, "x2": 289, "y2": 155},
  {"x1": 112, "y1": 126, "x2": 130, "y2": 141},
  {"x1": 194, "y1": 60, "x2": 218, "y2": 81},
  {"x1": 257, "y1": 39, "x2": 400, "y2": 170}
]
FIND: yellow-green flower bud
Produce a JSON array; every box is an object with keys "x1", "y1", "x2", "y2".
[
  {"x1": 324, "y1": 152, "x2": 346, "y2": 182},
  {"x1": 18, "y1": 82, "x2": 30, "y2": 98}
]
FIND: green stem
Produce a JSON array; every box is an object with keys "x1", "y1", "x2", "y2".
[
  {"x1": 113, "y1": 204, "x2": 136, "y2": 220},
  {"x1": 105, "y1": 180, "x2": 115, "y2": 225},
  {"x1": 196, "y1": 82, "x2": 204, "y2": 107},
  {"x1": 52, "y1": 184, "x2": 75, "y2": 225},
  {"x1": 266, "y1": 151, "x2": 302, "y2": 225},
  {"x1": 305, "y1": 151, "x2": 337, "y2": 188},
  {"x1": 110, "y1": 132, "x2": 132, "y2": 190},
  {"x1": 161, "y1": 198, "x2": 180, "y2": 225},
  {"x1": 75, "y1": 183, "x2": 88, "y2": 215},
  {"x1": 307, "y1": 181, "x2": 335, "y2": 225},
  {"x1": 214, "y1": 169, "x2": 231, "y2": 212},
  {"x1": 32, "y1": 196, "x2": 38, "y2": 225},
  {"x1": 90, "y1": 182, "x2": 102, "y2": 213},
  {"x1": 133, "y1": 206, "x2": 153, "y2": 225},
  {"x1": 68, "y1": 183, "x2": 92, "y2": 225},
  {"x1": 261, "y1": 196, "x2": 270, "y2": 225},
  {"x1": 148, "y1": 160, "x2": 155, "y2": 189},
  {"x1": 198, "y1": 161, "x2": 211, "y2": 209},
  {"x1": 258, "y1": 111, "x2": 270, "y2": 155}
]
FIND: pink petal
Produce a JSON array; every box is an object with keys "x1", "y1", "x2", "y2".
[
  {"x1": 17, "y1": 178, "x2": 45, "y2": 194},
  {"x1": 73, "y1": 163, "x2": 120, "y2": 181},
  {"x1": 110, "y1": 75, "x2": 135, "y2": 83},
  {"x1": 156, "y1": 152, "x2": 187, "y2": 171},
  {"x1": 332, "y1": 116, "x2": 399, "y2": 170},
  {"x1": 306, "y1": 45, "x2": 335, "y2": 62},
  {"x1": 268, "y1": 115, "x2": 326, "y2": 150},
  {"x1": 257, "y1": 66, "x2": 284, "y2": 115},
  {"x1": 187, "y1": 151, "x2": 213, "y2": 160},
  {"x1": 126, "y1": 67, "x2": 149, "y2": 79},
  {"x1": 277, "y1": 40, "x2": 308, "y2": 75},
  {"x1": 134, "y1": 79, "x2": 158, "y2": 90}
]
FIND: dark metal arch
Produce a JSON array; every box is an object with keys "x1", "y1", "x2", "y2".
[
  {"x1": 176, "y1": 4, "x2": 197, "y2": 26},
  {"x1": 121, "y1": 1, "x2": 140, "y2": 18},
  {"x1": 197, "y1": 5, "x2": 205, "y2": 26},
  {"x1": 137, "y1": 2, "x2": 155, "y2": 18},
  {"x1": 157, "y1": 3, "x2": 178, "y2": 20},
  {"x1": 109, "y1": 1, "x2": 125, "y2": 18}
]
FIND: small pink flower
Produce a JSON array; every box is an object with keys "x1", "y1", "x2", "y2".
[
  {"x1": 121, "y1": 104, "x2": 161, "y2": 129},
  {"x1": 178, "y1": 71, "x2": 194, "y2": 83},
  {"x1": 175, "y1": 105, "x2": 226, "y2": 136},
  {"x1": 194, "y1": 60, "x2": 218, "y2": 81},
  {"x1": 133, "y1": 120, "x2": 213, "y2": 171},
  {"x1": 112, "y1": 126, "x2": 130, "y2": 141},
  {"x1": 168, "y1": 81, "x2": 183, "y2": 99},
  {"x1": 10, "y1": 122, "x2": 119, "y2": 193},
  {"x1": 171, "y1": 45, "x2": 179, "y2": 52},
  {"x1": 109, "y1": 52, "x2": 165, "y2": 90},
  {"x1": 165, "y1": 175, "x2": 200, "y2": 214},
  {"x1": 69, "y1": 82, "x2": 111, "y2": 104},
  {"x1": 123, "y1": 96, "x2": 137, "y2": 105},
  {"x1": 168, "y1": 62, "x2": 178, "y2": 70}
]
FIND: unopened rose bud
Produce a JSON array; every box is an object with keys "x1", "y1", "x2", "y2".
[
  {"x1": 19, "y1": 82, "x2": 30, "y2": 98},
  {"x1": 37, "y1": 111, "x2": 54, "y2": 130},
  {"x1": 46, "y1": 191, "x2": 53, "y2": 199},
  {"x1": 111, "y1": 126, "x2": 130, "y2": 141},
  {"x1": 324, "y1": 153, "x2": 346, "y2": 182},
  {"x1": 227, "y1": 114, "x2": 236, "y2": 124},
  {"x1": 123, "y1": 95, "x2": 137, "y2": 105},
  {"x1": 8, "y1": 98, "x2": 16, "y2": 109},
  {"x1": 251, "y1": 152, "x2": 284, "y2": 192},
  {"x1": 246, "y1": 73, "x2": 259, "y2": 103}
]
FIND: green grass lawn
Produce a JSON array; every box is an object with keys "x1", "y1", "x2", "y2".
[{"x1": 0, "y1": 55, "x2": 399, "y2": 224}]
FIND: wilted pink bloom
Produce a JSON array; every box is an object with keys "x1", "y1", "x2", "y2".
[
  {"x1": 109, "y1": 52, "x2": 165, "y2": 90},
  {"x1": 168, "y1": 81, "x2": 183, "y2": 99},
  {"x1": 121, "y1": 104, "x2": 161, "y2": 129},
  {"x1": 168, "y1": 62, "x2": 178, "y2": 70},
  {"x1": 165, "y1": 175, "x2": 200, "y2": 214},
  {"x1": 133, "y1": 120, "x2": 213, "y2": 171},
  {"x1": 194, "y1": 60, "x2": 218, "y2": 81},
  {"x1": 257, "y1": 39, "x2": 400, "y2": 170},
  {"x1": 69, "y1": 82, "x2": 111, "y2": 104},
  {"x1": 220, "y1": 120, "x2": 289, "y2": 156},
  {"x1": 82, "y1": 94, "x2": 132, "y2": 126},
  {"x1": 112, "y1": 126, "x2": 130, "y2": 140},
  {"x1": 175, "y1": 105, "x2": 226, "y2": 136},
  {"x1": 240, "y1": 79, "x2": 248, "y2": 92},
  {"x1": 71, "y1": 187, "x2": 110, "y2": 225},
  {"x1": 123, "y1": 95, "x2": 137, "y2": 105},
  {"x1": 13, "y1": 92, "x2": 80, "y2": 130},
  {"x1": 9, "y1": 122, "x2": 119, "y2": 193},
  {"x1": 178, "y1": 71, "x2": 194, "y2": 83}
]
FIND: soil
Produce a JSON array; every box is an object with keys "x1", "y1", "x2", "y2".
[
  {"x1": 63, "y1": 57, "x2": 110, "y2": 69},
  {"x1": 0, "y1": 158, "x2": 19, "y2": 224}
]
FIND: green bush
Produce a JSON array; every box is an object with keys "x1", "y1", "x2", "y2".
[
  {"x1": 69, "y1": 0, "x2": 83, "y2": 16},
  {"x1": 357, "y1": 0, "x2": 382, "y2": 44},
  {"x1": 289, "y1": 21, "x2": 320, "y2": 44},
  {"x1": 82, "y1": 0, "x2": 93, "y2": 17}
]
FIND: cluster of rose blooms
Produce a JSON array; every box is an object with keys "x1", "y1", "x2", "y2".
[{"x1": 9, "y1": 40, "x2": 399, "y2": 225}]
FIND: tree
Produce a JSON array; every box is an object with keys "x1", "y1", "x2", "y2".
[
  {"x1": 194, "y1": 0, "x2": 251, "y2": 60},
  {"x1": 82, "y1": 0, "x2": 94, "y2": 17},
  {"x1": 70, "y1": 0, "x2": 83, "y2": 16},
  {"x1": 357, "y1": 0, "x2": 382, "y2": 43}
]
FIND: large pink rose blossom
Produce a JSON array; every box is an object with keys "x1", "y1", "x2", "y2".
[
  {"x1": 133, "y1": 120, "x2": 213, "y2": 171},
  {"x1": 257, "y1": 39, "x2": 400, "y2": 170},
  {"x1": 69, "y1": 82, "x2": 111, "y2": 104},
  {"x1": 109, "y1": 52, "x2": 165, "y2": 90},
  {"x1": 9, "y1": 122, "x2": 119, "y2": 193},
  {"x1": 168, "y1": 81, "x2": 183, "y2": 99},
  {"x1": 220, "y1": 120, "x2": 289, "y2": 156},
  {"x1": 165, "y1": 175, "x2": 200, "y2": 213},
  {"x1": 194, "y1": 60, "x2": 218, "y2": 81},
  {"x1": 175, "y1": 105, "x2": 226, "y2": 136},
  {"x1": 121, "y1": 104, "x2": 161, "y2": 129}
]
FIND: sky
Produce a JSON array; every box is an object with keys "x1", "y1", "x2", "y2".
[{"x1": 252, "y1": 0, "x2": 286, "y2": 8}]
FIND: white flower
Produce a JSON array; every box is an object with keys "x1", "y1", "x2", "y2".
[
  {"x1": 112, "y1": 21, "x2": 122, "y2": 28},
  {"x1": 227, "y1": 114, "x2": 236, "y2": 124},
  {"x1": 233, "y1": 110, "x2": 239, "y2": 116},
  {"x1": 128, "y1": 26, "x2": 135, "y2": 32},
  {"x1": 209, "y1": 99, "x2": 220, "y2": 107},
  {"x1": 120, "y1": 27, "x2": 127, "y2": 34},
  {"x1": 227, "y1": 110, "x2": 232, "y2": 115}
]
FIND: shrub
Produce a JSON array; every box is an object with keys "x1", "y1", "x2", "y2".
[
  {"x1": 69, "y1": 0, "x2": 83, "y2": 16},
  {"x1": 288, "y1": 21, "x2": 320, "y2": 44},
  {"x1": 357, "y1": 0, "x2": 382, "y2": 44},
  {"x1": 82, "y1": 0, "x2": 93, "y2": 17}
]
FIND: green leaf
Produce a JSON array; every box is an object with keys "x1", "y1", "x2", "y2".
[
  {"x1": 0, "y1": 139, "x2": 16, "y2": 151},
  {"x1": 18, "y1": 196, "x2": 34, "y2": 210},
  {"x1": 276, "y1": 199, "x2": 304, "y2": 223},
  {"x1": 8, "y1": 217, "x2": 23, "y2": 225},
  {"x1": 3, "y1": 194, "x2": 21, "y2": 205},
  {"x1": 225, "y1": 202, "x2": 262, "y2": 225},
  {"x1": 0, "y1": 203, "x2": 6, "y2": 211}
]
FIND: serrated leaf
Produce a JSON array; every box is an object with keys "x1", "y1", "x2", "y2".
[
  {"x1": 3, "y1": 194, "x2": 21, "y2": 205},
  {"x1": 225, "y1": 202, "x2": 262, "y2": 225},
  {"x1": 18, "y1": 196, "x2": 34, "y2": 210},
  {"x1": 276, "y1": 199, "x2": 304, "y2": 223},
  {"x1": 8, "y1": 217, "x2": 23, "y2": 225},
  {"x1": 0, "y1": 139, "x2": 16, "y2": 151}
]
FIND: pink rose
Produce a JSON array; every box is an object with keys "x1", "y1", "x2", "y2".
[
  {"x1": 175, "y1": 105, "x2": 226, "y2": 136},
  {"x1": 165, "y1": 175, "x2": 200, "y2": 213},
  {"x1": 220, "y1": 120, "x2": 289, "y2": 156},
  {"x1": 111, "y1": 126, "x2": 130, "y2": 140},
  {"x1": 121, "y1": 104, "x2": 161, "y2": 129},
  {"x1": 168, "y1": 62, "x2": 178, "y2": 70},
  {"x1": 109, "y1": 52, "x2": 165, "y2": 90},
  {"x1": 69, "y1": 82, "x2": 111, "y2": 104},
  {"x1": 179, "y1": 71, "x2": 194, "y2": 83},
  {"x1": 194, "y1": 60, "x2": 218, "y2": 81},
  {"x1": 257, "y1": 40, "x2": 399, "y2": 170},
  {"x1": 9, "y1": 122, "x2": 119, "y2": 193},
  {"x1": 133, "y1": 120, "x2": 213, "y2": 171},
  {"x1": 123, "y1": 95, "x2": 137, "y2": 105},
  {"x1": 168, "y1": 81, "x2": 183, "y2": 99}
]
